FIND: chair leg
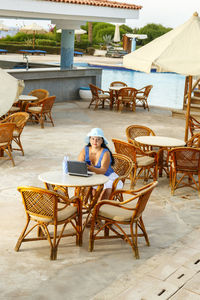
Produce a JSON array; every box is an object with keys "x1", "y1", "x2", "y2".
[
  {"x1": 89, "y1": 215, "x2": 96, "y2": 252},
  {"x1": 15, "y1": 218, "x2": 30, "y2": 251},
  {"x1": 138, "y1": 216, "x2": 150, "y2": 246},
  {"x1": 130, "y1": 222, "x2": 139, "y2": 259},
  {"x1": 13, "y1": 137, "x2": 24, "y2": 156},
  {"x1": 7, "y1": 144, "x2": 15, "y2": 166}
]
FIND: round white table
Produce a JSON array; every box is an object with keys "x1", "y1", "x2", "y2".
[
  {"x1": 39, "y1": 171, "x2": 108, "y2": 188},
  {"x1": 39, "y1": 171, "x2": 108, "y2": 230},
  {"x1": 18, "y1": 95, "x2": 38, "y2": 102},
  {"x1": 135, "y1": 136, "x2": 186, "y2": 177},
  {"x1": 135, "y1": 136, "x2": 186, "y2": 148}
]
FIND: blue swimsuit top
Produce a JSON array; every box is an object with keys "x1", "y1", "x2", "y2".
[{"x1": 85, "y1": 146, "x2": 114, "y2": 176}]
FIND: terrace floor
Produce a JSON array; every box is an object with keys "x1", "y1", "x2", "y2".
[{"x1": 0, "y1": 100, "x2": 200, "y2": 299}]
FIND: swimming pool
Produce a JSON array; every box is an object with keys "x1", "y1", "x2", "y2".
[{"x1": 75, "y1": 63, "x2": 185, "y2": 109}]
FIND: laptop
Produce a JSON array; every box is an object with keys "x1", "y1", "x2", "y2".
[{"x1": 67, "y1": 160, "x2": 93, "y2": 177}]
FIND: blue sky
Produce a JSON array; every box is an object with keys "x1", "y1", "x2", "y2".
[{"x1": 0, "y1": 0, "x2": 199, "y2": 30}]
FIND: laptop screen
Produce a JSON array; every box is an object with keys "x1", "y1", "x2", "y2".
[{"x1": 67, "y1": 160, "x2": 88, "y2": 176}]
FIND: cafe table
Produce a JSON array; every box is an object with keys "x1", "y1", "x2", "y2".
[
  {"x1": 135, "y1": 136, "x2": 186, "y2": 177},
  {"x1": 38, "y1": 171, "x2": 108, "y2": 229},
  {"x1": 109, "y1": 86, "x2": 125, "y2": 110},
  {"x1": 18, "y1": 95, "x2": 38, "y2": 111}
]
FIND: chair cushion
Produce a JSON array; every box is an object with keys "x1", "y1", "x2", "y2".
[
  {"x1": 9, "y1": 106, "x2": 20, "y2": 112},
  {"x1": 13, "y1": 129, "x2": 19, "y2": 137},
  {"x1": 99, "y1": 94, "x2": 109, "y2": 99},
  {"x1": 30, "y1": 205, "x2": 77, "y2": 223},
  {"x1": 136, "y1": 156, "x2": 155, "y2": 167},
  {"x1": 99, "y1": 201, "x2": 135, "y2": 222},
  {"x1": 0, "y1": 142, "x2": 8, "y2": 146},
  {"x1": 28, "y1": 106, "x2": 42, "y2": 113}
]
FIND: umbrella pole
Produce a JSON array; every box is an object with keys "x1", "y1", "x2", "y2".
[{"x1": 184, "y1": 75, "x2": 193, "y2": 142}]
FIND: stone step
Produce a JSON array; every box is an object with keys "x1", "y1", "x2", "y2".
[
  {"x1": 193, "y1": 89, "x2": 200, "y2": 97},
  {"x1": 191, "y1": 96, "x2": 200, "y2": 104},
  {"x1": 184, "y1": 103, "x2": 200, "y2": 112},
  {"x1": 171, "y1": 110, "x2": 200, "y2": 119}
]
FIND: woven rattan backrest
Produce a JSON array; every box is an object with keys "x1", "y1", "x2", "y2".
[
  {"x1": 110, "y1": 81, "x2": 127, "y2": 87},
  {"x1": 18, "y1": 187, "x2": 57, "y2": 218},
  {"x1": 41, "y1": 96, "x2": 56, "y2": 112},
  {"x1": 0, "y1": 123, "x2": 15, "y2": 143},
  {"x1": 188, "y1": 116, "x2": 200, "y2": 136},
  {"x1": 28, "y1": 89, "x2": 49, "y2": 100},
  {"x1": 118, "y1": 87, "x2": 138, "y2": 101},
  {"x1": 187, "y1": 133, "x2": 200, "y2": 148},
  {"x1": 126, "y1": 125, "x2": 155, "y2": 141},
  {"x1": 170, "y1": 147, "x2": 200, "y2": 171},
  {"x1": 1, "y1": 112, "x2": 29, "y2": 130},
  {"x1": 112, "y1": 139, "x2": 137, "y2": 162},
  {"x1": 89, "y1": 84, "x2": 100, "y2": 98},
  {"x1": 143, "y1": 85, "x2": 153, "y2": 98},
  {"x1": 133, "y1": 181, "x2": 157, "y2": 219},
  {"x1": 112, "y1": 153, "x2": 133, "y2": 177}
]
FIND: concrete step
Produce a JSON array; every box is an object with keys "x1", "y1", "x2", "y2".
[
  {"x1": 191, "y1": 96, "x2": 200, "y2": 104},
  {"x1": 171, "y1": 109, "x2": 200, "y2": 119},
  {"x1": 193, "y1": 89, "x2": 200, "y2": 97},
  {"x1": 184, "y1": 103, "x2": 200, "y2": 112}
]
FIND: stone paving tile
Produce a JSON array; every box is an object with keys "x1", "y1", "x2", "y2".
[
  {"x1": 166, "y1": 266, "x2": 196, "y2": 288},
  {"x1": 170, "y1": 288, "x2": 200, "y2": 299},
  {"x1": 184, "y1": 272, "x2": 200, "y2": 295}
]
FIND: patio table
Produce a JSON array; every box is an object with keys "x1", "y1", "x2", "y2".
[
  {"x1": 135, "y1": 136, "x2": 186, "y2": 177},
  {"x1": 39, "y1": 171, "x2": 108, "y2": 230},
  {"x1": 18, "y1": 95, "x2": 38, "y2": 111}
]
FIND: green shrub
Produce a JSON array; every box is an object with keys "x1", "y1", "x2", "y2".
[
  {"x1": 36, "y1": 39, "x2": 57, "y2": 46},
  {"x1": 86, "y1": 47, "x2": 95, "y2": 55},
  {"x1": 0, "y1": 43, "x2": 60, "y2": 54},
  {"x1": 74, "y1": 40, "x2": 91, "y2": 49}
]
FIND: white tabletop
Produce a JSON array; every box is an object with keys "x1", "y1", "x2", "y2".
[
  {"x1": 110, "y1": 86, "x2": 125, "y2": 91},
  {"x1": 18, "y1": 95, "x2": 38, "y2": 101},
  {"x1": 38, "y1": 171, "x2": 108, "y2": 187},
  {"x1": 135, "y1": 136, "x2": 186, "y2": 147}
]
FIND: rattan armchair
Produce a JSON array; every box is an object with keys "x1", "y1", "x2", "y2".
[
  {"x1": 110, "y1": 81, "x2": 127, "y2": 87},
  {"x1": 188, "y1": 115, "x2": 200, "y2": 137},
  {"x1": 26, "y1": 96, "x2": 55, "y2": 128},
  {"x1": 112, "y1": 139, "x2": 157, "y2": 188},
  {"x1": 89, "y1": 181, "x2": 158, "y2": 259},
  {"x1": 28, "y1": 88, "x2": 49, "y2": 100},
  {"x1": 135, "y1": 85, "x2": 153, "y2": 111},
  {"x1": 116, "y1": 87, "x2": 138, "y2": 112},
  {"x1": 169, "y1": 147, "x2": 200, "y2": 196},
  {"x1": 15, "y1": 186, "x2": 82, "y2": 260},
  {"x1": 126, "y1": 125, "x2": 156, "y2": 150},
  {"x1": 88, "y1": 84, "x2": 111, "y2": 110},
  {"x1": 1, "y1": 112, "x2": 29, "y2": 155},
  {"x1": 0, "y1": 123, "x2": 15, "y2": 166}
]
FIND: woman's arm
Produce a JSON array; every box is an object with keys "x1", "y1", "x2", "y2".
[
  {"x1": 87, "y1": 151, "x2": 110, "y2": 174},
  {"x1": 78, "y1": 148, "x2": 85, "y2": 161}
]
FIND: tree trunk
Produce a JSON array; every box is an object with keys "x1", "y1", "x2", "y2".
[{"x1": 88, "y1": 22, "x2": 92, "y2": 43}]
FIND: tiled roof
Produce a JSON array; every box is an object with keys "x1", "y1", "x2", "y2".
[{"x1": 45, "y1": 0, "x2": 142, "y2": 10}]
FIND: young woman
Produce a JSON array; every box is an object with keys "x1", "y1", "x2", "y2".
[{"x1": 78, "y1": 127, "x2": 122, "y2": 199}]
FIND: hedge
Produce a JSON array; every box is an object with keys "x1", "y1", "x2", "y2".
[{"x1": 0, "y1": 43, "x2": 61, "y2": 54}]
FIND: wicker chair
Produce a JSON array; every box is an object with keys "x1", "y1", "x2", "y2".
[
  {"x1": 186, "y1": 133, "x2": 200, "y2": 148},
  {"x1": 1, "y1": 112, "x2": 29, "y2": 155},
  {"x1": 110, "y1": 82, "x2": 128, "y2": 109},
  {"x1": 110, "y1": 81, "x2": 127, "y2": 87},
  {"x1": 116, "y1": 87, "x2": 138, "y2": 112},
  {"x1": 169, "y1": 147, "x2": 200, "y2": 196},
  {"x1": 188, "y1": 115, "x2": 200, "y2": 137},
  {"x1": 15, "y1": 186, "x2": 82, "y2": 260},
  {"x1": 112, "y1": 139, "x2": 157, "y2": 188},
  {"x1": 0, "y1": 123, "x2": 15, "y2": 166},
  {"x1": 89, "y1": 181, "x2": 158, "y2": 259},
  {"x1": 28, "y1": 89, "x2": 49, "y2": 100},
  {"x1": 126, "y1": 125, "x2": 155, "y2": 150},
  {"x1": 88, "y1": 84, "x2": 111, "y2": 110},
  {"x1": 26, "y1": 96, "x2": 55, "y2": 128},
  {"x1": 135, "y1": 85, "x2": 153, "y2": 111}
]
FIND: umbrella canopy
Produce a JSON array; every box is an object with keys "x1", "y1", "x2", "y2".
[
  {"x1": 0, "y1": 69, "x2": 24, "y2": 117},
  {"x1": 123, "y1": 12, "x2": 200, "y2": 76},
  {"x1": 20, "y1": 23, "x2": 47, "y2": 48},
  {"x1": 123, "y1": 12, "x2": 200, "y2": 141},
  {"x1": 113, "y1": 24, "x2": 120, "y2": 43}
]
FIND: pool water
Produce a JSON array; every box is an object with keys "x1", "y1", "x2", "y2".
[{"x1": 74, "y1": 63, "x2": 185, "y2": 109}]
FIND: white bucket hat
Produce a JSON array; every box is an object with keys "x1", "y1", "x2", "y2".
[{"x1": 85, "y1": 128, "x2": 108, "y2": 145}]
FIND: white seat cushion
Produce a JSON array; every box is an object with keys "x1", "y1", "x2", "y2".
[
  {"x1": 136, "y1": 156, "x2": 155, "y2": 167},
  {"x1": 13, "y1": 129, "x2": 19, "y2": 137},
  {"x1": 99, "y1": 94, "x2": 109, "y2": 99},
  {"x1": 0, "y1": 142, "x2": 8, "y2": 146},
  {"x1": 28, "y1": 106, "x2": 42, "y2": 113},
  {"x1": 30, "y1": 205, "x2": 77, "y2": 223},
  {"x1": 9, "y1": 106, "x2": 20, "y2": 112},
  {"x1": 99, "y1": 201, "x2": 135, "y2": 222}
]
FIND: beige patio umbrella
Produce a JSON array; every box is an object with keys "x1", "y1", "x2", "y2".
[
  {"x1": 113, "y1": 24, "x2": 120, "y2": 43},
  {"x1": 123, "y1": 12, "x2": 200, "y2": 142},
  {"x1": 0, "y1": 69, "x2": 24, "y2": 117},
  {"x1": 20, "y1": 23, "x2": 47, "y2": 48}
]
